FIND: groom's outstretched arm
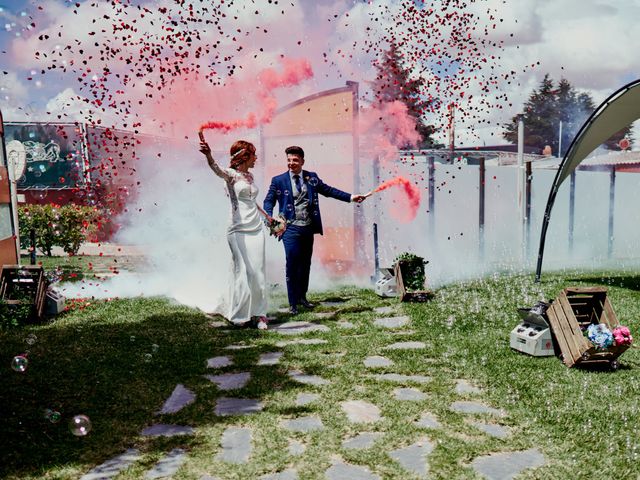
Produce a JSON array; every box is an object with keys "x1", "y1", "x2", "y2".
[
  {"x1": 316, "y1": 176, "x2": 352, "y2": 203},
  {"x1": 263, "y1": 178, "x2": 278, "y2": 217}
]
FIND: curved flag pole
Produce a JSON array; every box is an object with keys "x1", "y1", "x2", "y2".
[{"x1": 535, "y1": 79, "x2": 640, "y2": 282}]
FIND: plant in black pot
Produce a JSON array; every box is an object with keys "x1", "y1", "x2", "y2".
[{"x1": 394, "y1": 252, "x2": 427, "y2": 292}]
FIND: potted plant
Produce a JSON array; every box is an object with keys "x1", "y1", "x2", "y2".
[{"x1": 393, "y1": 252, "x2": 431, "y2": 301}]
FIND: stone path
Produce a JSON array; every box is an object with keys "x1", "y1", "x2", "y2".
[
  {"x1": 204, "y1": 372, "x2": 251, "y2": 391},
  {"x1": 373, "y1": 315, "x2": 410, "y2": 328},
  {"x1": 217, "y1": 427, "x2": 252, "y2": 464},
  {"x1": 341, "y1": 400, "x2": 382, "y2": 423},
  {"x1": 145, "y1": 448, "x2": 186, "y2": 479},
  {"x1": 79, "y1": 300, "x2": 547, "y2": 479},
  {"x1": 80, "y1": 449, "x2": 141, "y2": 480},
  {"x1": 471, "y1": 448, "x2": 545, "y2": 479},
  {"x1": 363, "y1": 355, "x2": 393, "y2": 368},
  {"x1": 282, "y1": 415, "x2": 324, "y2": 432},
  {"x1": 342, "y1": 432, "x2": 383, "y2": 450},
  {"x1": 156, "y1": 384, "x2": 195, "y2": 415},
  {"x1": 389, "y1": 438, "x2": 433, "y2": 478}
]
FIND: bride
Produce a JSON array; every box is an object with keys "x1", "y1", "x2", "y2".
[{"x1": 199, "y1": 138, "x2": 268, "y2": 330}]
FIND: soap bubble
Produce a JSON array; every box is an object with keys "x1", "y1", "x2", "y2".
[
  {"x1": 25, "y1": 333, "x2": 37, "y2": 345},
  {"x1": 151, "y1": 344, "x2": 159, "y2": 353},
  {"x1": 44, "y1": 408, "x2": 61, "y2": 423},
  {"x1": 143, "y1": 353, "x2": 152, "y2": 363},
  {"x1": 11, "y1": 355, "x2": 28, "y2": 372},
  {"x1": 69, "y1": 415, "x2": 92, "y2": 436},
  {"x1": 130, "y1": 335, "x2": 136, "y2": 342}
]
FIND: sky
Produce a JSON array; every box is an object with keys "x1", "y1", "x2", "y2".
[{"x1": 1, "y1": 0, "x2": 639, "y2": 148}]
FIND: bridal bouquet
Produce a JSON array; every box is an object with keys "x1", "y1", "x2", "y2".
[{"x1": 267, "y1": 215, "x2": 287, "y2": 236}]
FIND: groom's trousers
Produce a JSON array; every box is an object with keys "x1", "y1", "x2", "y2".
[{"x1": 282, "y1": 224, "x2": 314, "y2": 308}]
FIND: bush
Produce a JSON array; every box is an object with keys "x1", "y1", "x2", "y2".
[{"x1": 17, "y1": 204, "x2": 101, "y2": 256}]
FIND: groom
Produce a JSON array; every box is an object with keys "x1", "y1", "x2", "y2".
[{"x1": 263, "y1": 146, "x2": 367, "y2": 315}]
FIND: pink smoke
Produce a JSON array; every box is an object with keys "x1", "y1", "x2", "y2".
[
  {"x1": 200, "y1": 58, "x2": 313, "y2": 134},
  {"x1": 359, "y1": 101, "x2": 420, "y2": 164}
]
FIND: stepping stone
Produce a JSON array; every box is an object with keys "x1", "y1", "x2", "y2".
[
  {"x1": 225, "y1": 344, "x2": 254, "y2": 350},
  {"x1": 337, "y1": 321, "x2": 355, "y2": 329},
  {"x1": 145, "y1": 448, "x2": 186, "y2": 479},
  {"x1": 471, "y1": 421, "x2": 510, "y2": 439},
  {"x1": 373, "y1": 315, "x2": 410, "y2": 328},
  {"x1": 363, "y1": 356, "x2": 393, "y2": 368},
  {"x1": 374, "y1": 306, "x2": 396, "y2": 314},
  {"x1": 450, "y1": 401, "x2": 505, "y2": 417},
  {"x1": 207, "y1": 356, "x2": 233, "y2": 369},
  {"x1": 394, "y1": 387, "x2": 427, "y2": 401},
  {"x1": 389, "y1": 438, "x2": 433, "y2": 478},
  {"x1": 157, "y1": 384, "x2": 195, "y2": 415},
  {"x1": 282, "y1": 416, "x2": 324, "y2": 432},
  {"x1": 277, "y1": 307, "x2": 291, "y2": 313},
  {"x1": 321, "y1": 300, "x2": 346, "y2": 307},
  {"x1": 271, "y1": 321, "x2": 330, "y2": 335},
  {"x1": 200, "y1": 477, "x2": 221, "y2": 480},
  {"x1": 288, "y1": 439, "x2": 306, "y2": 455},
  {"x1": 342, "y1": 432, "x2": 383, "y2": 450},
  {"x1": 391, "y1": 330, "x2": 416, "y2": 336},
  {"x1": 471, "y1": 448, "x2": 545, "y2": 479},
  {"x1": 204, "y1": 372, "x2": 251, "y2": 391},
  {"x1": 295, "y1": 393, "x2": 320, "y2": 406},
  {"x1": 141, "y1": 424, "x2": 193, "y2": 437},
  {"x1": 370, "y1": 373, "x2": 431, "y2": 383},
  {"x1": 455, "y1": 379, "x2": 482, "y2": 395},
  {"x1": 314, "y1": 312, "x2": 335, "y2": 319},
  {"x1": 276, "y1": 339, "x2": 328, "y2": 347},
  {"x1": 258, "y1": 352, "x2": 284, "y2": 365},
  {"x1": 415, "y1": 413, "x2": 441, "y2": 429},
  {"x1": 80, "y1": 448, "x2": 141, "y2": 480},
  {"x1": 261, "y1": 469, "x2": 299, "y2": 480},
  {"x1": 215, "y1": 397, "x2": 263, "y2": 416},
  {"x1": 341, "y1": 400, "x2": 382, "y2": 423},
  {"x1": 288, "y1": 370, "x2": 330, "y2": 385},
  {"x1": 208, "y1": 320, "x2": 227, "y2": 328},
  {"x1": 384, "y1": 341, "x2": 426, "y2": 350},
  {"x1": 217, "y1": 427, "x2": 252, "y2": 464},
  {"x1": 325, "y1": 460, "x2": 381, "y2": 480}
]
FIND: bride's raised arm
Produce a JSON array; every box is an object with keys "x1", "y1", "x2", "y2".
[{"x1": 199, "y1": 141, "x2": 233, "y2": 182}]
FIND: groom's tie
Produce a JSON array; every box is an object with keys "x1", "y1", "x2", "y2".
[{"x1": 293, "y1": 174, "x2": 302, "y2": 194}]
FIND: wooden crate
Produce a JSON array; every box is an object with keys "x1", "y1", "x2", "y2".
[
  {"x1": 0, "y1": 265, "x2": 48, "y2": 320},
  {"x1": 546, "y1": 287, "x2": 630, "y2": 369},
  {"x1": 394, "y1": 262, "x2": 433, "y2": 302}
]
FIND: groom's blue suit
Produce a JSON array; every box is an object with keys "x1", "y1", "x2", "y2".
[{"x1": 263, "y1": 170, "x2": 352, "y2": 308}]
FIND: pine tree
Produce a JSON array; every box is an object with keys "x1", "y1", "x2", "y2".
[
  {"x1": 503, "y1": 75, "x2": 633, "y2": 156},
  {"x1": 371, "y1": 42, "x2": 437, "y2": 149}
]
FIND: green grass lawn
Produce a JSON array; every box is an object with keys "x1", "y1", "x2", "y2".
[{"x1": 1, "y1": 269, "x2": 639, "y2": 479}]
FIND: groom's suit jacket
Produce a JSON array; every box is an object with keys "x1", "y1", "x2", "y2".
[{"x1": 263, "y1": 170, "x2": 351, "y2": 235}]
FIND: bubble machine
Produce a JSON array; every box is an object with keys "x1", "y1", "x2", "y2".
[{"x1": 510, "y1": 302, "x2": 555, "y2": 357}]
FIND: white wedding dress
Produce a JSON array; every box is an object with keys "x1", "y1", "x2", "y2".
[{"x1": 216, "y1": 167, "x2": 267, "y2": 325}]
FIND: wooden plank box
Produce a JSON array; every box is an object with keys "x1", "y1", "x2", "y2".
[
  {"x1": 546, "y1": 287, "x2": 630, "y2": 369},
  {"x1": 394, "y1": 262, "x2": 433, "y2": 302},
  {"x1": 0, "y1": 265, "x2": 48, "y2": 321}
]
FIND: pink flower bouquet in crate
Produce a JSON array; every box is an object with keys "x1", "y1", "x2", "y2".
[{"x1": 612, "y1": 326, "x2": 633, "y2": 346}]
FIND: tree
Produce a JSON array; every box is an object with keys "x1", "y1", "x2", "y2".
[
  {"x1": 371, "y1": 42, "x2": 437, "y2": 149},
  {"x1": 503, "y1": 75, "x2": 633, "y2": 156}
]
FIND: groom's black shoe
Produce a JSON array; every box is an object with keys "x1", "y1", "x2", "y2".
[
  {"x1": 288, "y1": 306, "x2": 298, "y2": 315},
  {"x1": 299, "y1": 299, "x2": 315, "y2": 309}
]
